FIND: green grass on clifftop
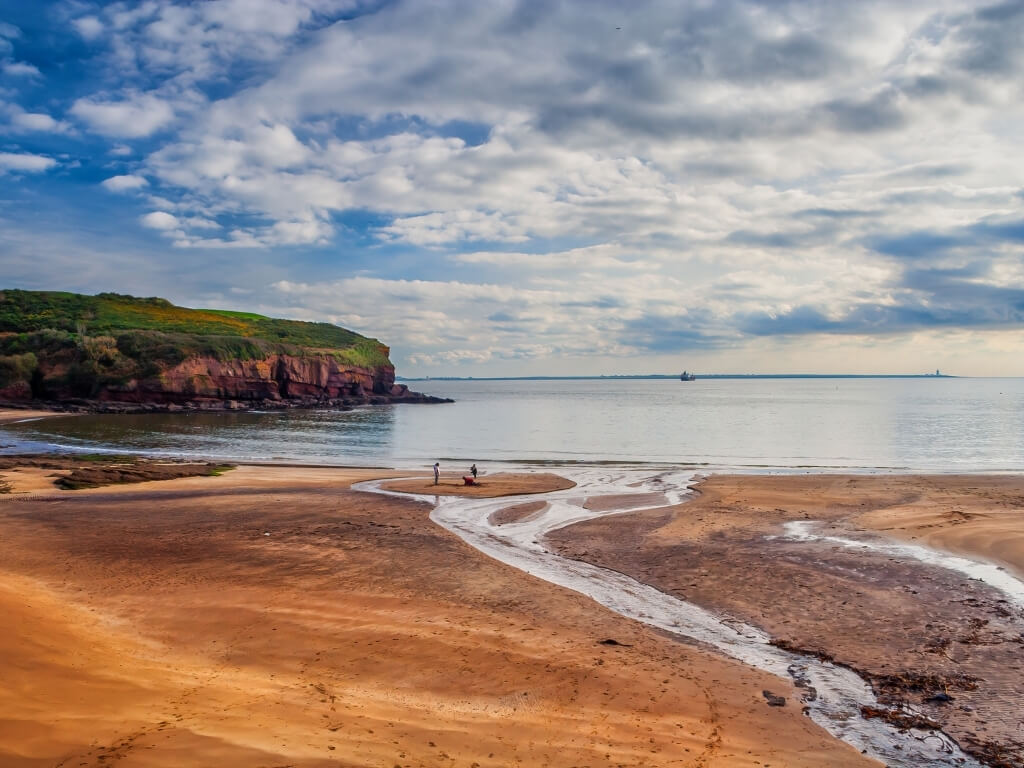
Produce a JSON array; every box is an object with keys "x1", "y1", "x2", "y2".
[{"x1": 0, "y1": 290, "x2": 379, "y2": 350}]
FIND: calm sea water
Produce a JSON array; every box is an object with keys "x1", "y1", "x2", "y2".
[{"x1": 2, "y1": 378, "x2": 1023, "y2": 471}]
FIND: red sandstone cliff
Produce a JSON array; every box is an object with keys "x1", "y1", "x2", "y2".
[
  {"x1": 3, "y1": 352, "x2": 448, "y2": 412},
  {"x1": 98, "y1": 353, "x2": 398, "y2": 404}
]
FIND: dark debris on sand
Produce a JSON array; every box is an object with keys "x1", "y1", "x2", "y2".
[{"x1": 0, "y1": 453, "x2": 234, "y2": 490}]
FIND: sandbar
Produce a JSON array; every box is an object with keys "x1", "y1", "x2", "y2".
[
  {"x1": 489, "y1": 499, "x2": 548, "y2": 526},
  {"x1": 381, "y1": 470, "x2": 576, "y2": 497}
]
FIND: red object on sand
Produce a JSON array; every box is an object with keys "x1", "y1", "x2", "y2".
[{"x1": 463, "y1": 476, "x2": 476, "y2": 486}]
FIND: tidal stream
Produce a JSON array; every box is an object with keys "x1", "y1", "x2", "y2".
[
  {"x1": 354, "y1": 468, "x2": 1024, "y2": 767},
  {"x1": 778, "y1": 520, "x2": 1024, "y2": 609}
]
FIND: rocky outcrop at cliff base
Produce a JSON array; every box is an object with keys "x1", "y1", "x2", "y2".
[{"x1": 1, "y1": 352, "x2": 451, "y2": 412}]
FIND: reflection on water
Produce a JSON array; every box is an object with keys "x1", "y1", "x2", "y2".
[
  {"x1": 2, "y1": 377, "x2": 1023, "y2": 470},
  {"x1": 2, "y1": 407, "x2": 397, "y2": 464}
]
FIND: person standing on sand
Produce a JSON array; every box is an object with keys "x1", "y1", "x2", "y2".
[
  {"x1": 470, "y1": 463, "x2": 478, "y2": 479},
  {"x1": 433, "y1": 462, "x2": 440, "y2": 485}
]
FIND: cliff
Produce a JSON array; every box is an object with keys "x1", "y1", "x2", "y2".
[{"x1": 0, "y1": 290, "x2": 450, "y2": 411}]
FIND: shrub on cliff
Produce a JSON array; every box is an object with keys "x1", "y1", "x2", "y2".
[
  {"x1": 329, "y1": 338, "x2": 393, "y2": 370},
  {"x1": 114, "y1": 330, "x2": 191, "y2": 373},
  {"x1": 116, "y1": 330, "x2": 287, "y2": 365},
  {"x1": 0, "y1": 352, "x2": 37, "y2": 389},
  {"x1": 0, "y1": 328, "x2": 76, "y2": 356}
]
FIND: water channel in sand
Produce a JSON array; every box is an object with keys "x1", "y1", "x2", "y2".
[
  {"x1": 356, "y1": 467, "x2": 1024, "y2": 768},
  {"x1": 776, "y1": 521, "x2": 1024, "y2": 608}
]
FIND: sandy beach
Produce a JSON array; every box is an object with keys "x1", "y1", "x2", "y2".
[
  {"x1": 0, "y1": 458, "x2": 873, "y2": 768},
  {"x1": 0, "y1": 409, "x2": 76, "y2": 425},
  {"x1": 550, "y1": 474, "x2": 1024, "y2": 767},
  {"x1": 381, "y1": 471, "x2": 576, "y2": 498}
]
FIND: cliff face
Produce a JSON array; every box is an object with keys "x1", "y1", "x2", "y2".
[
  {"x1": 96, "y1": 353, "x2": 412, "y2": 405},
  {"x1": 2, "y1": 351, "x2": 439, "y2": 411},
  {"x1": 0, "y1": 290, "x2": 450, "y2": 411}
]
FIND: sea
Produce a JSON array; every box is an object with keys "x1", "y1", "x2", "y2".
[{"x1": 2, "y1": 377, "x2": 1022, "y2": 472}]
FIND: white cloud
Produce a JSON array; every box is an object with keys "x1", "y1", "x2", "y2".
[
  {"x1": 9, "y1": 111, "x2": 70, "y2": 133},
  {"x1": 382, "y1": 210, "x2": 530, "y2": 246},
  {"x1": 0, "y1": 22, "x2": 18, "y2": 57},
  {"x1": 6, "y1": 0, "x2": 1024, "y2": 372},
  {"x1": 269, "y1": 217, "x2": 330, "y2": 244},
  {"x1": 89, "y1": 0, "x2": 355, "y2": 86},
  {"x1": 102, "y1": 174, "x2": 149, "y2": 192},
  {"x1": 140, "y1": 210, "x2": 180, "y2": 230},
  {"x1": 452, "y1": 243, "x2": 652, "y2": 271},
  {"x1": 268, "y1": 274, "x2": 678, "y2": 366},
  {"x1": 72, "y1": 16, "x2": 104, "y2": 41},
  {"x1": 181, "y1": 215, "x2": 220, "y2": 230},
  {"x1": 0, "y1": 152, "x2": 57, "y2": 173},
  {"x1": 70, "y1": 92, "x2": 175, "y2": 138},
  {"x1": 2, "y1": 61, "x2": 40, "y2": 77}
]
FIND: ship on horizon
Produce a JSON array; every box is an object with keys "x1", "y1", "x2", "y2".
[{"x1": 680, "y1": 371, "x2": 696, "y2": 381}]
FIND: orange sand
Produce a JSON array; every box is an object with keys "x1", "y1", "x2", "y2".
[
  {"x1": 0, "y1": 463, "x2": 873, "y2": 767},
  {"x1": 657, "y1": 474, "x2": 1024, "y2": 579},
  {"x1": 647, "y1": 475, "x2": 1024, "y2": 577}
]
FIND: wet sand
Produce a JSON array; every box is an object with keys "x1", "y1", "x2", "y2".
[
  {"x1": 0, "y1": 408, "x2": 75, "y2": 425},
  {"x1": 0, "y1": 454, "x2": 234, "y2": 492},
  {"x1": 489, "y1": 500, "x2": 549, "y2": 526},
  {"x1": 550, "y1": 474, "x2": 1024, "y2": 767},
  {"x1": 0, "y1": 464, "x2": 870, "y2": 768}
]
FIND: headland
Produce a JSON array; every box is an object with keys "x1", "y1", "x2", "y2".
[{"x1": 0, "y1": 290, "x2": 451, "y2": 413}]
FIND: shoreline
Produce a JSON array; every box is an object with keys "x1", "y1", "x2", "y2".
[
  {"x1": 0, "y1": 407, "x2": 79, "y2": 425},
  {"x1": 8, "y1": 408, "x2": 1024, "y2": 476}
]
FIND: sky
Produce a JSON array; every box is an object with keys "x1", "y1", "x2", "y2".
[{"x1": 1, "y1": 0, "x2": 1023, "y2": 377}]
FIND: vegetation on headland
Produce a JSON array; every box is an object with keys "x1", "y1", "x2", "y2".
[{"x1": 0, "y1": 289, "x2": 392, "y2": 399}]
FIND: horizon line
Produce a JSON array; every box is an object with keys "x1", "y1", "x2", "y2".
[{"x1": 399, "y1": 373, "x2": 963, "y2": 381}]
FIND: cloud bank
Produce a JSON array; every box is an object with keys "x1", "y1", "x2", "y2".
[{"x1": 1, "y1": 0, "x2": 1023, "y2": 374}]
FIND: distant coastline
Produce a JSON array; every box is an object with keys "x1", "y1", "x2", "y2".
[{"x1": 400, "y1": 373, "x2": 959, "y2": 381}]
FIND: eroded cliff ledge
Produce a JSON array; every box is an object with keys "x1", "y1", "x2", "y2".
[{"x1": 0, "y1": 290, "x2": 451, "y2": 412}]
